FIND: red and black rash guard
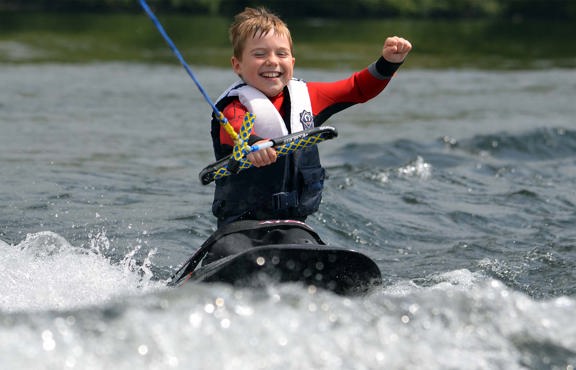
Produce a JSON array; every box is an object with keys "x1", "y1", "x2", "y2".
[
  {"x1": 211, "y1": 57, "x2": 403, "y2": 227},
  {"x1": 219, "y1": 57, "x2": 402, "y2": 147}
]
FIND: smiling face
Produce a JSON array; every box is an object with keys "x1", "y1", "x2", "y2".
[{"x1": 231, "y1": 30, "x2": 295, "y2": 98}]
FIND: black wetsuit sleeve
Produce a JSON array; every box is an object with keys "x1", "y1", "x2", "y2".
[{"x1": 368, "y1": 57, "x2": 404, "y2": 79}]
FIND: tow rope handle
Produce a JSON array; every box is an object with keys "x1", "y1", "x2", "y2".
[{"x1": 199, "y1": 126, "x2": 339, "y2": 185}]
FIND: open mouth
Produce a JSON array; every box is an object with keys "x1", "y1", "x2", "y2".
[{"x1": 260, "y1": 71, "x2": 282, "y2": 78}]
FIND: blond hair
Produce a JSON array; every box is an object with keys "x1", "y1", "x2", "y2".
[{"x1": 229, "y1": 7, "x2": 293, "y2": 59}]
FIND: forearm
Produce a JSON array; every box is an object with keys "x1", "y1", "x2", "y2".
[
  {"x1": 219, "y1": 100, "x2": 265, "y2": 147},
  {"x1": 368, "y1": 56, "x2": 403, "y2": 80},
  {"x1": 309, "y1": 58, "x2": 400, "y2": 111}
]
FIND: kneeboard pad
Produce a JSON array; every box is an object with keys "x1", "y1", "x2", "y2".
[{"x1": 177, "y1": 245, "x2": 382, "y2": 296}]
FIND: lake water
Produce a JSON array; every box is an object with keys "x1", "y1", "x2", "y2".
[{"x1": 1, "y1": 62, "x2": 575, "y2": 369}]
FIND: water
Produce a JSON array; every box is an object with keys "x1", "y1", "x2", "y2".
[{"x1": 1, "y1": 63, "x2": 575, "y2": 369}]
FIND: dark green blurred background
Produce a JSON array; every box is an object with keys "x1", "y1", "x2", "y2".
[{"x1": 1, "y1": 0, "x2": 574, "y2": 69}]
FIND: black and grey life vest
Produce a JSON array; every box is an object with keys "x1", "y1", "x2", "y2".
[{"x1": 210, "y1": 79, "x2": 325, "y2": 227}]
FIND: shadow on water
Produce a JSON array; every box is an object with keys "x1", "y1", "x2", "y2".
[{"x1": 1, "y1": 12, "x2": 575, "y2": 69}]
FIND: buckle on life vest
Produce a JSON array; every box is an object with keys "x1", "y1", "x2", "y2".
[{"x1": 272, "y1": 191, "x2": 299, "y2": 210}]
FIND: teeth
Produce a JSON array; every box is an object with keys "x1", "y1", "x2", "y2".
[{"x1": 262, "y1": 72, "x2": 281, "y2": 78}]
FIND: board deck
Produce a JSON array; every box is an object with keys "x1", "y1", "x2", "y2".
[{"x1": 175, "y1": 244, "x2": 382, "y2": 296}]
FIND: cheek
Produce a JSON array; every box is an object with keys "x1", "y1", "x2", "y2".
[
  {"x1": 284, "y1": 61, "x2": 295, "y2": 78},
  {"x1": 244, "y1": 60, "x2": 262, "y2": 75}
]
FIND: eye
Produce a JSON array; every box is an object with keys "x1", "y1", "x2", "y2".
[{"x1": 276, "y1": 50, "x2": 290, "y2": 58}]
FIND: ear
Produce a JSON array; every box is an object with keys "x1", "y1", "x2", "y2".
[{"x1": 231, "y1": 56, "x2": 242, "y2": 76}]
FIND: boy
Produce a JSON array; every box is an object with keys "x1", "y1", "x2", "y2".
[{"x1": 211, "y1": 7, "x2": 411, "y2": 228}]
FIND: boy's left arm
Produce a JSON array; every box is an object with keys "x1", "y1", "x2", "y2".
[{"x1": 308, "y1": 36, "x2": 412, "y2": 123}]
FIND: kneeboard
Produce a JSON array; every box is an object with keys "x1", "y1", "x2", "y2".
[{"x1": 177, "y1": 245, "x2": 382, "y2": 296}]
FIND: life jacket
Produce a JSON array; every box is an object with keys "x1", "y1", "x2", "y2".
[
  {"x1": 210, "y1": 79, "x2": 325, "y2": 227},
  {"x1": 215, "y1": 79, "x2": 315, "y2": 138}
]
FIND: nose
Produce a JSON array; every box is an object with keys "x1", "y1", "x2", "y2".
[{"x1": 265, "y1": 53, "x2": 279, "y2": 65}]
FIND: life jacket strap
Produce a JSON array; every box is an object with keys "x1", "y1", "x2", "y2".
[{"x1": 272, "y1": 191, "x2": 299, "y2": 210}]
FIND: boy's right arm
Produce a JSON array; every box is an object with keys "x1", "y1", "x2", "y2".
[
  {"x1": 220, "y1": 100, "x2": 277, "y2": 167},
  {"x1": 219, "y1": 100, "x2": 250, "y2": 147}
]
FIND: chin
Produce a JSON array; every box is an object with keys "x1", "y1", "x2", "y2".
[{"x1": 262, "y1": 87, "x2": 282, "y2": 97}]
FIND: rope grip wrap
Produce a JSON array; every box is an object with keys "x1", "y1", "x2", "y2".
[{"x1": 228, "y1": 112, "x2": 256, "y2": 173}]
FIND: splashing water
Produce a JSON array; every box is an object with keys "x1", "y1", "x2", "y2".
[{"x1": 0, "y1": 231, "x2": 165, "y2": 313}]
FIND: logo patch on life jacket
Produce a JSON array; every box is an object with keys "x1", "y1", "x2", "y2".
[{"x1": 299, "y1": 110, "x2": 314, "y2": 130}]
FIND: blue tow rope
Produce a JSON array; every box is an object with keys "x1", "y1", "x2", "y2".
[
  {"x1": 139, "y1": 0, "x2": 222, "y2": 116},
  {"x1": 140, "y1": 0, "x2": 271, "y2": 159}
]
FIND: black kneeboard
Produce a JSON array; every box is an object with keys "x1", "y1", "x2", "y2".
[{"x1": 174, "y1": 244, "x2": 382, "y2": 296}]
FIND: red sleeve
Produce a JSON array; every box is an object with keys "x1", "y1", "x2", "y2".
[
  {"x1": 219, "y1": 99, "x2": 251, "y2": 147},
  {"x1": 307, "y1": 68, "x2": 391, "y2": 117}
]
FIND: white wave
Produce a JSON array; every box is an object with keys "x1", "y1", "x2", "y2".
[
  {"x1": 0, "y1": 267, "x2": 574, "y2": 370},
  {"x1": 0, "y1": 231, "x2": 165, "y2": 313},
  {"x1": 397, "y1": 155, "x2": 432, "y2": 179}
]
